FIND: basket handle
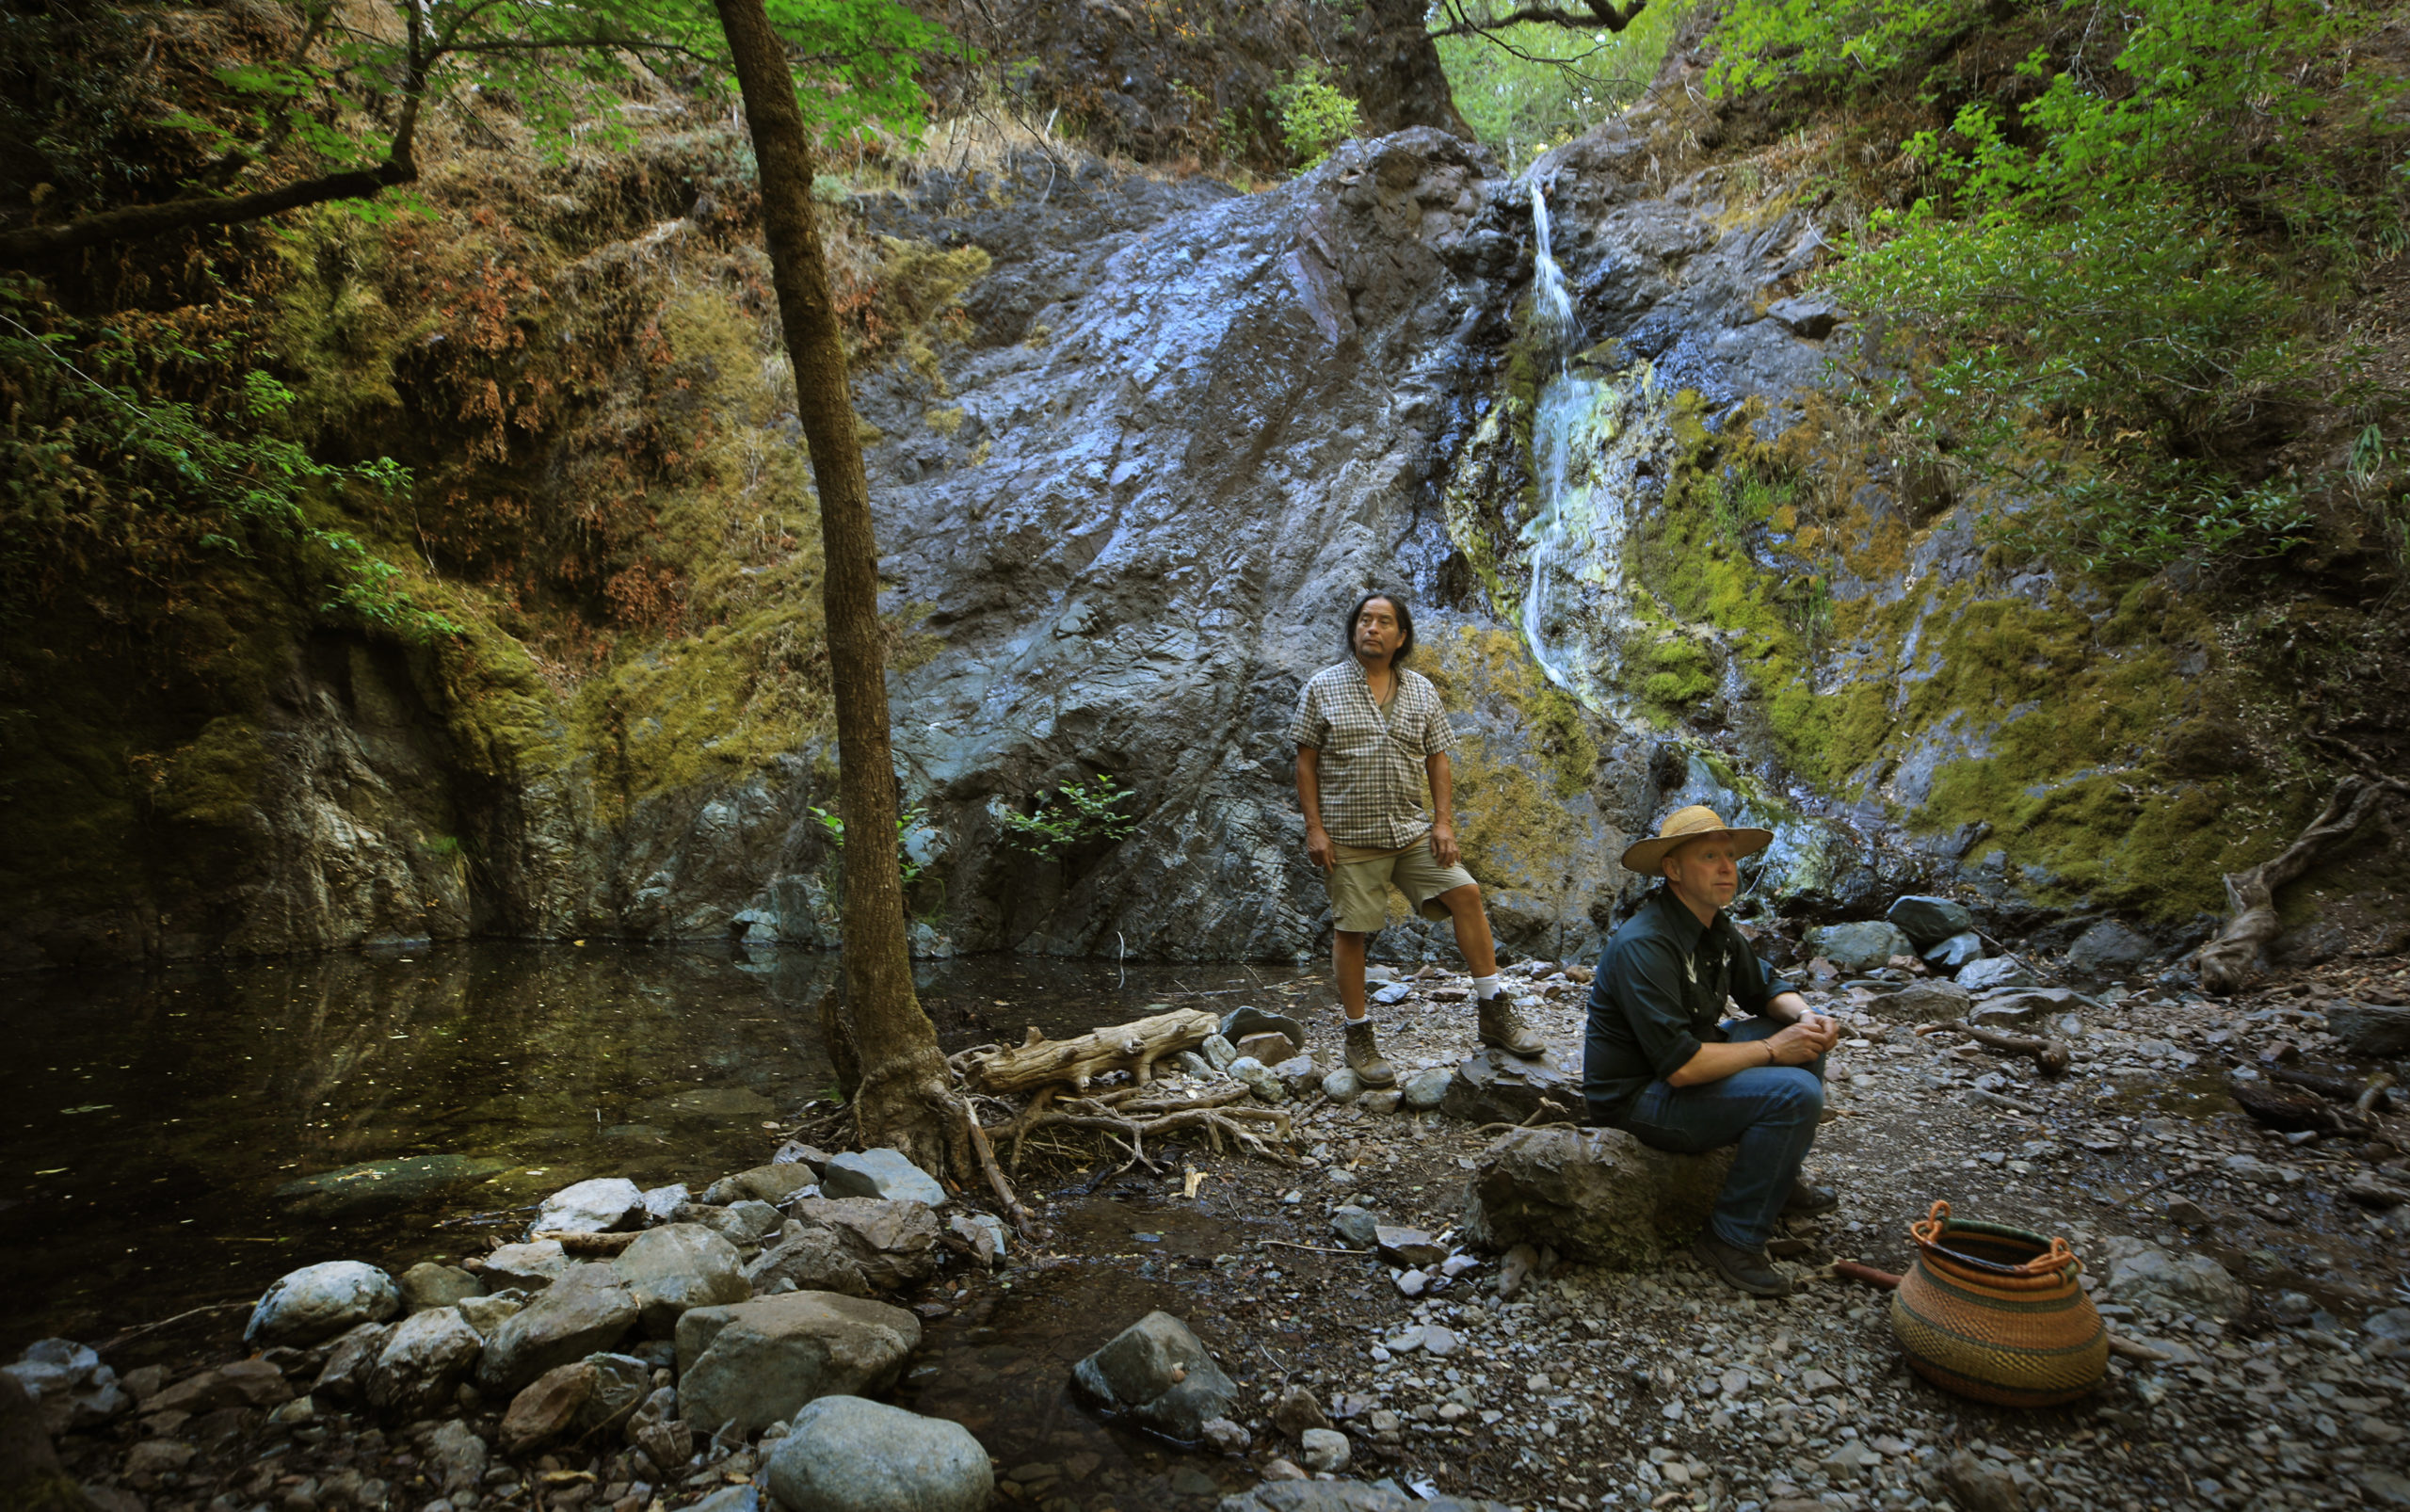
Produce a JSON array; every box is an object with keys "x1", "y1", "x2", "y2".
[{"x1": 1906, "y1": 1200, "x2": 2084, "y2": 1278}]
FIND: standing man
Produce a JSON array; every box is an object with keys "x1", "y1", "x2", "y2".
[
  {"x1": 1584, "y1": 806, "x2": 1840, "y2": 1297},
  {"x1": 1291, "y1": 590, "x2": 1545, "y2": 1088}
]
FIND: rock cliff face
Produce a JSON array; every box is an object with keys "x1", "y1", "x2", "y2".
[{"x1": 9, "y1": 112, "x2": 2397, "y2": 972}]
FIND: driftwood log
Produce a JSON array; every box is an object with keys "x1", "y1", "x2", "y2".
[
  {"x1": 962, "y1": 1009, "x2": 1218, "y2": 1095},
  {"x1": 2198, "y1": 776, "x2": 2407, "y2": 994}
]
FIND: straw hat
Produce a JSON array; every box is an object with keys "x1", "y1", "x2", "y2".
[{"x1": 1619, "y1": 804, "x2": 1775, "y2": 876}]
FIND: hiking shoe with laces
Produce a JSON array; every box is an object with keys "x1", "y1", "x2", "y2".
[
  {"x1": 1785, "y1": 1179, "x2": 1840, "y2": 1215},
  {"x1": 1343, "y1": 1017, "x2": 1396, "y2": 1087},
  {"x1": 1477, "y1": 994, "x2": 1546, "y2": 1057},
  {"x1": 1692, "y1": 1231, "x2": 1792, "y2": 1298}
]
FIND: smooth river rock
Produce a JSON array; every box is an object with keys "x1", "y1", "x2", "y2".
[
  {"x1": 675, "y1": 1293, "x2": 921, "y2": 1437},
  {"x1": 246, "y1": 1262, "x2": 400, "y2": 1346},
  {"x1": 764, "y1": 1395, "x2": 995, "y2": 1512},
  {"x1": 820, "y1": 1149, "x2": 947, "y2": 1207},
  {"x1": 1807, "y1": 921, "x2": 1913, "y2": 972},
  {"x1": 365, "y1": 1307, "x2": 484, "y2": 1418},
  {"x1": 1070, "y1": 1311, "x2": 1237, "y2": 1442},
  {"x1": 475, "y1": 1272, "x2": 639, "y2": 1395},
  {"x1": 397, "y1": 1262, "x2": 483, "y2": 1314},
  {"x1": 614, "y1": 1224, "x2": 751, "y2": 1335},
  {"x1": 534, "y1": 1177, "x2": 646, "y2": 1234}
]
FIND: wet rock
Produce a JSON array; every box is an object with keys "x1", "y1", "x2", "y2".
[
  {"x1": 1374, "y1": 1226, "x2": 1446, "y2": 1268},
  {"x1": 474, "y1": 1272, "x2": 640, "y2": 1395},
  {"x1": 1401, "y1": 1068, "x2": 1452, "y2": 1110},
  {"x1": 748, "y1": 1225, "x2": 872, "y2": 1296},
  {"x1": 309, "y1": 1322, "x2": 393, "y2": 1405},
  {"x1": 1922, "y1": 930, "x2": 1984, "y2": 970},
  {"x1": 1766, "y1": 296, "x2": 1840, "y2": 339},
  {"x1": 614, "y1": 1223, "x2": 751, "y2": 1335},
  {"x1": 1330, "y1": 1209, "x2": 1380, "y2": 1249},
  {"x1": 1439, "y1": 1049, "x2": 1580, "y2": 1124},
  {"x1": 1200, "y1": 1034, "x2": 1239, "y2": 1070},
  {"x1": 481, "y1": 1239, "x2": 576, "y2": 1291},
  {"x1": 1871, "y1": 980, "x2": 1971, "y2": 1023},
  {"x1": 948, "y1": 1212, "x2": 1007, "y2": 1267},
  {"x1": 270, "y1": 1154, "x2": 513, "y2": 1216},
  {"x1": 1956, "y1": 956, "x2": 2036, "y2": 991},
  {"x1": 1273, "y1": 1385, "x2": 1332, "y2": 1440},
  {"x1": 426, "y1": 1418, "x2": 487, "y2": 1496},
  {"x1": 1807, "y1": 922, "x2": 1913, "y2": 972},
  {"x1": 676, "y1": 1293, "x2": 921, "y2": 1436},
  {"x1": 2333, "y1": 1001, "x2": 2410, "y2": 1057},
  {"x1": 703, "y1": 1165, "x2": 822, "y2": 1208},
  {"x1": 2099, "y1": 1241, "x2": 2248, "y2": 1317},
  {"x1": 535, "y1": 1176, "x2": 647, "y2": 1235},
  {"x1": 1321, "y1": 1068, "x2": 1363, "y2": 1102},
  {"x1": 1361, "y1": 1090, "x2": 1404, "y2": 1116},
  {"x1": 1886, "y1": 895, "x2": 1973, "y2": 947},
  {"x1": 1937, "y1": 1447, "x2": 2024, "y2": 1512},
  {"x1": 1297, "y1": 1427, "x2": 1350, "y2": 1473},
  {"x1": 1070, "y1": 1311, "x2": 1238, "y2": 1442},
  {"x1": 764, "y1": 1395, "x2": 993, "y2": 1512},
  {"x1": 789, "y1": 1197, "x2": 943, "y2": 1290},
  {"x1": 246, "y1": 1261, "x2": 401, "y2": 1346},
  {"x1": 819, "y1": 1149, "x2": 948, "y2": 1207},
  {"x1": 397, "y1": 1262, "x2": 482, "y2": 1314},
  {"x1": 366, "y1": 1308, "x2": 484, "y2": 1419},
  {"x1": 1462, "y1": 1125, "x2": 1734, "y2": 1267},
  {"x1": 3, "y1": 1339, "x2": 129, "y2": 1434},
  {"x1": 2067, "y1": 919, "x2": 2157, "y2": 975},
  {"x1": 1230, "y1": 1057, "x2": 1286, "y2": 1103}
]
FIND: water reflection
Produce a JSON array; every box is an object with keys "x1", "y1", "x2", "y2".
[{"x1": 0, "y1": 943, "x2": 1302, "y2": 1348}]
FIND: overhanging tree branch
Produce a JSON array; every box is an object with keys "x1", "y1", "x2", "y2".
[{"x1": 1430, "y1": 0, "x2": 1647, "y2": 39}]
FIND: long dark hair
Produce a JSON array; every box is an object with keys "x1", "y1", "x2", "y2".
[{"x1": 1343, "y1": 590, "x2": 1415, "y2": 666}]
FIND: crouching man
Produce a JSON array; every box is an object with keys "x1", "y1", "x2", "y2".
[{"x1": 1583, "y1": 806, "x2": 1840, "y2": 1297}]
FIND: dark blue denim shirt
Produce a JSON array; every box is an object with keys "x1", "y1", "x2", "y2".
[{"x1": 1583, "y1": 886, "x2": 1794, "y2": 1120}]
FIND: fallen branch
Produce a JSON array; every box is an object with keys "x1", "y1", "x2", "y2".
[
  {"x1": 1953, "y1": 1023, "x2": 2073, "y2": 1078},
  {"x1": 962, "y1": 1009, "x2": 1219, "y2": 1095},
  {"x1": 97, "y1": 1301, "x2": 250, "y2": 1351},
  {"x1": 2198, "y1": 776, "x2": 2407, "y2": 994},
  {"x1": 2261, "y1": 1064, "x2": 2395, "y2": 1114},
  {"x1": 963, "y1": 1106, "x2": 1038, "y2": 1240}
]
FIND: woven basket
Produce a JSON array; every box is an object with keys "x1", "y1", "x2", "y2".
[{"x1": 1889, "y1": 1199, "x2": 2108, "y2": 1407}]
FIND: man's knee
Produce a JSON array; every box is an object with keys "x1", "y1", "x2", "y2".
[
  {"x1": 1437, "y1": 881, "x2": 1483, "y2": 911},
  {"x1": 1762, "y1": 1067, "x2": 1824, "y2": 1119}
]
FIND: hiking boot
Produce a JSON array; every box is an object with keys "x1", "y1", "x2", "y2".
[
  {"x1": 1692, "y1": 1232, "x2": 1792, "y2": 1298},
  {"x1": 1477, "y1": 994, "x2": 1546, "y2": 1057},
  {"x1": 1343, "y1": 1017, "x2": 1397, "y2": 1087},
  {"x1": 1785, "y1": 1179, "x2": 1840, "y2": 1215}
]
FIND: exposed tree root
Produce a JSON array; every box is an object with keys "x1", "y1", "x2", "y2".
[{"x1": 2197, "y1": 775, "x2": 2406, "y2": 995}]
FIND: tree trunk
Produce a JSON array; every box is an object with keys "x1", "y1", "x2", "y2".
[
  {"x1": 713, "y1": 0, "x2": 960, "y2": 1180},
  {"x1": 2195, "y1": 776, "x2": 2404, "y2": 994},
  {"x1": 1341, "y1": 0, "x2": 1473, "y2": 139}
]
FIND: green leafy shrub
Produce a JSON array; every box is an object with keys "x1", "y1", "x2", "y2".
[
  {"x1": 810, "y1": 802, "x2": 932, "y2": 886},
  {"x1": 1270, "y1": 60, "x2": 1361, "y2": 170},
  {"x1": 995, "y1": 775, "x2": 1138, "y2": 861}
]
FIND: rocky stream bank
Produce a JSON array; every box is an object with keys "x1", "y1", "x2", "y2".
[{"x1": 9, "y1": 921, "x2": 2410, "y2": 1512}]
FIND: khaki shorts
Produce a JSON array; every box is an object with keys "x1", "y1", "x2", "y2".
[{"x1": 1326, "y1": 837, "x2": 1478, "y2": 934}]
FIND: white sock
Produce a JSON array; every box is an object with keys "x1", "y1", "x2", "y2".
[{"x1": 1473, "y1": 973, "x2": 1502, "y2": 1001}]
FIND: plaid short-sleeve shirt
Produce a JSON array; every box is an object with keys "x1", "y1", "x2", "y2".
[{"x1": 1288, "y1": 661, "x2": 1459, "y2": 851}]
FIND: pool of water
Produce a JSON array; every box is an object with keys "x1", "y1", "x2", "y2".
[{"x1": 0, "y1": 942, "x2": 1315, "y2": 1352}]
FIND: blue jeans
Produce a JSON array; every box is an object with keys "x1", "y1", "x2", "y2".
[{"x1": 1614, "y1": 1018, "x2": 1824, "y2": 1252}]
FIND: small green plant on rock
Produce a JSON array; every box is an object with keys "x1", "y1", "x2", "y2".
[
  {"x1": 996, "y1": 775, "x2": 1139, "y2": 861},
  {"x1": 1270, "y1": 61, "x2": 1361, "y2": 171},
  {"x1": 809, "y1": 803, "x2": 930, "y2": 887}
]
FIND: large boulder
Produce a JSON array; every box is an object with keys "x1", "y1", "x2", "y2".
[
  {"x1": 1886, "y1": 895, "x2": 1974, "y2": 947},
  {"x1": 475, "y1": 1272, "x2": 639, "y2": 1395},
  {"x1": 365, "y1": 1307, "x2": 484, "y2": 1419},
  {"x1": 2066, "y1": 920, "x2": 2158, "y2": 976},
  {"x1": 614, "y1": 1224, "x2": 751, "y2": 1336},
  {"x1": 534, "y1": 1178, "x2": 646, "y2": 1235},
  {"x1": 245, "y1": 1262, "x2": 400, "y2": 1346},
  {"x1": 787, "y1": 1198, "x2": 942, "y2": 1290},
  {"x1": 747, "y1": 1227, "x2": 871, "y2": 1298},
  {"x1": 763, "y1": 1396, "x2": 994, "y2": 1512},
  {"x1": 1438, "y1": 1051, "x2": 1582, "y2": 1126},
  {"x1": 498, "y1": 1353, "x2": 652, "y2": 1455},
  {"x1": 1461, "y1": 1126, "x2": 1735, "y2": 1268},
  {"x1": 819, "y1": 1150, "x2": 947, "y2": 1207},
  {"x1": 1806, "y1": 922, "x2": 1914, "y2": 973},
  {"x1": 2330, "y1": 1001, "x2": 2410, "y2": 1058},
  {"x1": 675, "y1": 1293, "x2": 921, "y2": 1437},
  {"x1": 1069, "y1": 1311, "x2": 1238, "y2": 1443}
]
